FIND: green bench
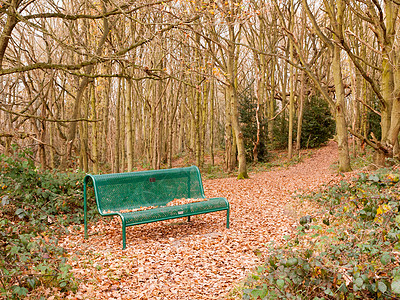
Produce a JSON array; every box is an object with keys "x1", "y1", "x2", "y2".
[{"x1": 83, "y1": 166, "x2": 230, "y2": 249}]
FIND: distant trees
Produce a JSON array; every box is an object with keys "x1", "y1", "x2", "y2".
[{"x1": 1, "y1": 0, "x2": 399, "y2": 175}]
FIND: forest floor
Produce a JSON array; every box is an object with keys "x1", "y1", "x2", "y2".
[{"x1": 60, "y1": 141, "x2": 356, "y2": 299}]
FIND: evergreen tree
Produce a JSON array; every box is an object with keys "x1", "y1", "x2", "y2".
[
  {"x1": 301, "y1": 96, "x2": 335, "y2": 148},
  {"x1": 239, "y1": 89, "x2": 268, "y2": 162}
]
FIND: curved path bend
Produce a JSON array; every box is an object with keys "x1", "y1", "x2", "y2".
[{"x1": 62, "y1": 141, "x2": 344, "y2": 299}]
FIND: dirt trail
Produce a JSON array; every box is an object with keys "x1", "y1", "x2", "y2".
[{"x1": 62, "y1": 141, "x2": 344, "y2": 299}]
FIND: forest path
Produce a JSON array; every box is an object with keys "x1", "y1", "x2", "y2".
[{"x1": 62, "y1": 141, "x2": 344, "y2": 299}]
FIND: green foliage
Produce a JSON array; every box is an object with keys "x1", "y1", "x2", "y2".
[
  {"x1": 300, "y1": 96, "x2": 335, "y2": 149},
  {"x1": 242, "y1": 168, "x2": 400, "y2": 299},
  {"x1": 0, "y1": 219, "x2": 77, "y2": 298},
  {"x1": 202, "y1": 164, "x2": 226, "y2": 179},
  {"x1": 0, "y1": 147, "x2": 94, "y2": 298},
  {"x1": 367, "y1": 100, "x2": 381, "y2": 141},
  {"x1": 239, "y1": 88, "x2": 268, "y2": 162},
  {"x1": 270, "y1": 95, "x2": 335, "y2": 150},
  {"x1": 271, "y1": 114, "x2": 288, "y2": 150}
]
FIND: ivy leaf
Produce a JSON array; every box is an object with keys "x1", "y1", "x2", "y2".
[
  {"x1": 276, "y1": 279, "x2": 285, "y2": 290},
  {"x1": 391, "y1": 276, "x2": 400, "y2": 294},
  {"x1": 251, "y1": 286, "x2": 267, "y2": 299},
  {"x1": 378, "y1": 281, "x2": 387, "y2": 294},
  {"x1": 12, "y1": 286, "x2": 28, "y2": 297},
  {"x1": 27, "y1": 277, "x2": 38, "y2": 289},
  {"x1": 1, "y1": 195, "x2": 10, "y2": 206},
  {"x1": 368, "y1": 174, "x2": 380, "y2": 182},
  {"x1": 359, "y1": 173, "x2": 367, "y2": 182},
  {"x1": 15, "y1": 208, "x2": 26, "y2": 219},
  {"x1": 381, "y1": 253, "x2": 391, "y2": 266},
  {"x1": 355, "y1": 277, "x2": 363, "y2": 287},
  {"x1": 324, "y1": 287, "x2": 333, "y2": 296},
  {"x1": 396, "y1": 215, "x2": 400, "y2": 224}
]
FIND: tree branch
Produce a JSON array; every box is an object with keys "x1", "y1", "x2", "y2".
[
  {"x1": 356, "y1": 97, "x2": 381, "y2": 116},
  {"x1": 17, "y1": 0, "x2": 173, "y2": 21},
  {"x1": 348, "y1": 127, "x2": 390, "y2": 154},
  {"x1": 268, "y1": 101, "x2": 289, "y2": 121},
  {"x1": 340, "y1": 39, "x2": 385, "y2": 105},
  {"x1": 0, "y1": 106, "x2": 101, "y2": 123},
  {"x1": 301, "y1": 0, "x2": 333, "y2": 48},
  {"x1": 0, "y1": 15, "x2": 201, "y2": 76}
]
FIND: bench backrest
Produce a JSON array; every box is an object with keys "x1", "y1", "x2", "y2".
[{"x1": 84, "y1": 166, "x2": 205, "y2": 214}]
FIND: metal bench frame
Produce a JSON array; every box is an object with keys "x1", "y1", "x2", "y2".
[{"x1": 83, "y1": 166, "x2": 230, "y2": 249}]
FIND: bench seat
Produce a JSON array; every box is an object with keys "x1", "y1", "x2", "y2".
[{"x1": 117, "y1": 197, "x2": 229, "y2": 225}]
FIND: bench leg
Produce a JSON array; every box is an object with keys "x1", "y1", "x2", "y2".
[
  {"x1": 226, "y1": 209, "x2": 230, "y2": 228},
  {"x1": 122, "y1": 223, "x2": 127, "y2": 250},
  {"x1": 187, "y1": 216, "x2": 191, "y2": 222}
]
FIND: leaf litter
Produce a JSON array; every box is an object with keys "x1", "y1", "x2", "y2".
[
  {"x1": 104, "y1": 198, "x2": 208, "y2": 214},
  {"x1": 60, "y1": 141, "x2": 352, "y2": 299}
]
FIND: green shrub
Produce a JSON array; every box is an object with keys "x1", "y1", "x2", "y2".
[
  {"x1": 269, "y1": 95, "x2": 335, "y2": 150},
  {"x1": 271, "y1": 115, "x2": 288, "y2": 150},
  {"x1": 0, "y1": 146, "x2": 96, "y2": 298},
  {"x1": 242, "y1": 168, "x2": 400, "y2": 299},
  {"x1": 239, "y1": 89, "x2": 268, "y2": 162},
  {"x1": 300, "y1": 96, "x2": 335, "y2": 149},
  {"x1": 366, "y1": 96, "x2": 381, "y2": 141}
]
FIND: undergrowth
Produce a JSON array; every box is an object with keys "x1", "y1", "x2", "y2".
[
  {"x1": 0, "y1": 146, "x2": 97, "y2": 299},
  {"x1": 240, "y1": 167, "x2": 400, "y2": 299}
]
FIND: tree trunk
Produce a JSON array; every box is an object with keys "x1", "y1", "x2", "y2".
[
  {"x1": 380, "y1": 2, "x2": 397, "y2": 149},
  {"x1": 102, "y1": 75, "x2": 111, "y2": 166},
  {"x1": 332, "y1": 43, "x2": 351, "y2": 172},
  {"x1": 267, "y1": 13, "x2": 278, "y2": 143},
  {"x1": 253, "y1": 54, "x2": 262, "y2": 162},
  {"x1": 190, "y1": 88, "x2": 196, "y2": 155},
  {"x1": 288, "y1": 0, "x2": 295, "y2": 159},
  {"x1": 296, "y1": 7, "x2": 306, "y2": 153},
  {"x1": 114, "y1": 78, "x2": 121, "y2": 173},
  {"x1": 332, "y1": 0, "x2": 351, "y2": 172},
  {"x1": 201, "y1": 84, "x2": 207, "y2": 168},
  {"x1": 387, "y1": 66, "x2": 400, "y2": 158},
  {"x1": 195, "y1": 87, "x2": 201, "y2": 167},
  {"x1": 0, "y1": 0, "x2": 18, "y2": 69},
  {"x1": 227, "y1": 25, "x2": 248, "y2": 179},
  {"x1": 178, "y1": 87, "x2": 185, "y2": 153},
  {"x1": 120, "y1": 79, "x2": 126, "y2": 172},
  {"x1": 48, "y1": 77, "x2": 56, "y2": 169},
  {"x1": 296, "y1": 71, "x2": 305, "y2": 152},
  {"x1": 91, "y1": 84, "x2": 99, "y2": 173},
  {"x1": 352, "y1": 69, "x2": 362, "y2": 157},
  {"x1": 225, "y1": 89, "x2": 234, "y2": 172},
  {"x1": 126, "y1": 79, "x2": 134, "y2": 171},
  {"x1": 385, "y1": 3, "x2": 400, "y2": 158},
  {"x1": 38, "y1": 108, "x2": 47, "y2": 169},
  {"x1": 167, "y1": 83, "x2": 180, "y2": 168},
  {"x1": 210, "y1": 77, "x2": 215, "y2": 166},
  {"x1": 49, "y1": 121, "x2": 55, "y2": 169},
  {"x1": 79, "y1": 90, "x2": 89, "y2": 173},
  {"x1": 229, "y1": 85, "x2": 248, "y2": 179},
  {"x1": 280, "y1": 57, "x2": 288, "y2": 147}
]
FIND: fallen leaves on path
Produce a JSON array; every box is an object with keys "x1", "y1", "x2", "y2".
[{"x1": 60, "y1": 141, "x2": 351, "y2": 299}]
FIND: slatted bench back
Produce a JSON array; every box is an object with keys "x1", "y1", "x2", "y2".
[{"x1": 85, "y1": 166, "x2": 205, "y2": 214}]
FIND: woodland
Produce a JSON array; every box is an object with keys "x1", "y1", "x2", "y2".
[
  {"x1": 2, "y1": 0, "x2": 400, "y2": 299},
  {"x1": 1, "y1": 0, "x2": 400, "y2": 176}
]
